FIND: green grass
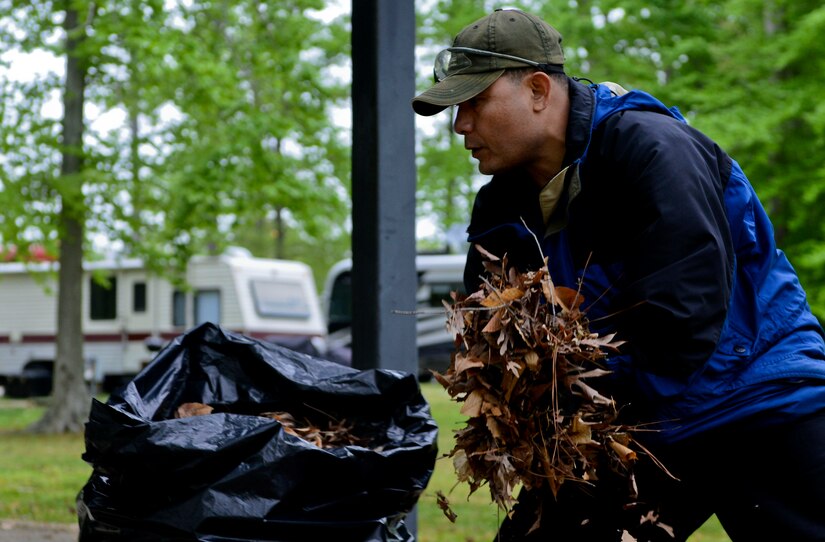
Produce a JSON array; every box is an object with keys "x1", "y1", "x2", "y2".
[
  {"x1": 0, "y1": 399, "x2": 91, "y2": 524},
  {"x1": 0, "y1": 389, "x2": 730, "y2": 541},
  {"x1": 417, "y1": 383, "x2": 503, "y2": 542}
]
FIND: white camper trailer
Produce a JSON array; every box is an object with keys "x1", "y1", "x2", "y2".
[{"x1": 0, "y1": 248, "x2": 326, "y2": 397}]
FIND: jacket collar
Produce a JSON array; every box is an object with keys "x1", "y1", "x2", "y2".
[
  {"x1": 540, "y1": 79, "x2": 594, "y2": 237},
  {"x1": 562, "y1": 78, "x2": 595, "y2": 169}
]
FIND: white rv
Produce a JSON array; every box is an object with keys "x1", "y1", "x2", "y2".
[
  {"x1": 321, "y1": 253, "x2": 466, "y2": 378},
  {"x1": 0, "y1": 248, "x2": 326, "y2": 397}
]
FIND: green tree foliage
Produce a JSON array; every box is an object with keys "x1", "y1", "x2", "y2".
[
  {"x1": 0, "y1": 0, "x2": 351, "y2": 275},
  {"x1": 135, "y1": 0, "x2": 351, "y2": 275},
  {"x1": 689, "y1": 1, "x2": 825, "y2": 317},
  {"x1": 0, "y1": 0, "x2": 351, "y2": 431}
]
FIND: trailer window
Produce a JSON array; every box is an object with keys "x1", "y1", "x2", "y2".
[
  {"x1": 250, "y1": 279, "x2": 311, "y2": 319},
  {"x1": 194, "y1": 290, "x2": 221, "y2": 325},
  {"x1": 133, "y1": 282, "x2": 147, "y2": 313},
  {"x1": 90, "y1": 276, "x2": 117, "y2": 320},
  {"x1": 172, "y1": 290, "x2": 186, "y2": 326}
]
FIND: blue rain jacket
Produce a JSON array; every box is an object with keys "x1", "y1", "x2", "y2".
[{"x1": 464, "y1": 80, "x2": 825, "y2": 443}]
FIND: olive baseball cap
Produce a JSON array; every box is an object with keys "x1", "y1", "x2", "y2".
[{"x1": 412, "y1": 9, "x2": 565, "y2": 116}]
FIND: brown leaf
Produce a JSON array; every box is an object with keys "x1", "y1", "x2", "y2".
[
  {"x1": 436, "y1": 490, "x2": 458, "y2": 523},
  {"x1": 580, "y1": 332, "x2": 626, "y2": 351},
  {"x1": 486, "y1": 415, "x2": 505, "y2": 440},
  {"x1": 460, "y1": 389, "x2": 484, "y2": 417},
  {"x1": 569, "y1": 416, "x2": 597, "y2": 446},
  {"x1": 608, "y1": 438, "x2": 638, "y2": 464},
  {"x1": 259, "y1": 411, "x2": 297, "y2": 425},
  {"x1": 452, "y1": 449, "x2": 472, "y2": 482},
  {"x1": 569, "y1": 379, "x2": 615, "y2": 406},
  {"x1": 444, "y1": 299, "x2": 466, "y2": 337},
  {"x1": 481, "y1": 287, "x2": 525, "y2": 308},
  {"x1": 430, "y1": 369, "x2": 452, "y2": 388},
  {"x1": 541, "y1": 277, "x2": 557, "y2": 305},
  {"x1": 454, "y1": 352, "x2": 485, "y2": 375},
  {"x1": 175, "y1": 402, "x2": 214, "y2": 418},
  {"x1": 505, "y1": 360, "x2": 521, "y2": 377},
  {"x1": 573, "y1": 368, "x2": 613, "y2": 379},
  {"x1": 482, "y1": 260, "x2": 504, "y2": 277},
  {"x1": 465, "y1": 289, "x2": 487, "y2": 304},
  {"x1": 481, "y1": 308, "x2": 503, "y2": 333},
  {"x1": 524, "y1": 350, "x2": 540, "y2": 372},
  {"x1": 474, "y1": 244, "x2": 501, "y2": 261},
  {"x1": 555, "y1": 286, "x2": 584, "y2": 310},
  {"x1": 639, "y1": 510, "x2": 675, "y2": 538}
]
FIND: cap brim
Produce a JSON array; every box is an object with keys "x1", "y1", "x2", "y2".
[{"x1": 411, "y1": 69, "x2": 505, "y2": 116}]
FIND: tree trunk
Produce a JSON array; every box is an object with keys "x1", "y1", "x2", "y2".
[
  {"x1": 274, "y1": 207, "x2": 285, "y2": 259},
  {"x1": 29, "y1": 3, "x2": 92, "y2": 433}
]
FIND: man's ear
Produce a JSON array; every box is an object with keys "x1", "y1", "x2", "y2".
[{"x1": 528, "y1": 72, "x2": 553, "y2": 111}]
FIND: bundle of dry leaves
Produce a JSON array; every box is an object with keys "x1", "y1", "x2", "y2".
[{"x1": 433, "y1": 246, "x2": 668, "y2": 530}]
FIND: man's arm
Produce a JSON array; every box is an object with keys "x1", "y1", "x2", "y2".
[{"x1": 591, "y1": 110, "x2": 734, "y2": 379}]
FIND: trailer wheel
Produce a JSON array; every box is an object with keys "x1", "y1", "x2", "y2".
[
  {"x1": 4, "y1": 376, "x2": 29, "y2": 398},
  {"x1": 3, "y1": 361, "x2": 55, "y2": 398}
]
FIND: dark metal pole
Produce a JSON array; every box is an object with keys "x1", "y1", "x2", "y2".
[
  {"x1": 351, "y1": 2, "x2": 419, "y2": 535},
  {"x1": 351, "y1": 0, "x2": 417, "y2": 376}
]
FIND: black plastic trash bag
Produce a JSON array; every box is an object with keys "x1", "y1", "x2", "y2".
[{"x1": 77, "y1": 322, "x2": 438, "y2": 542}]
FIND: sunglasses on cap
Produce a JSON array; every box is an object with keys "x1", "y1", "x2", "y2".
[{"x1": 433, "y1": 46, "x2": 564, "y2": 83}]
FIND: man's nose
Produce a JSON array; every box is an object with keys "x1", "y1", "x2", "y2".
[{"x1": 453, "y1": 105, "x2": 470, "y2": 135}]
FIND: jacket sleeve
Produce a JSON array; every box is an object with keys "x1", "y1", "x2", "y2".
[{"x1": 587, "y1": 110, "x2": 735, "y2": 380}]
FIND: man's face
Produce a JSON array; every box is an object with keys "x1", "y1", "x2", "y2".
[{"x1": 453, "y1": 74, "x2": 540, "y2": 176}]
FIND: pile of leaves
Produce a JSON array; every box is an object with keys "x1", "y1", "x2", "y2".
[
  {"x1": 433, "y1": 248, "x2": 662, "y2": 521},
  {"x1": 174, "y1": 402, "x2": 366, "y2": 449}
]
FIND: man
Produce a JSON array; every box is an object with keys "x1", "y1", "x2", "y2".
[{"x1": 412, "y1": 8, "x2": 825, "y2": 542}]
